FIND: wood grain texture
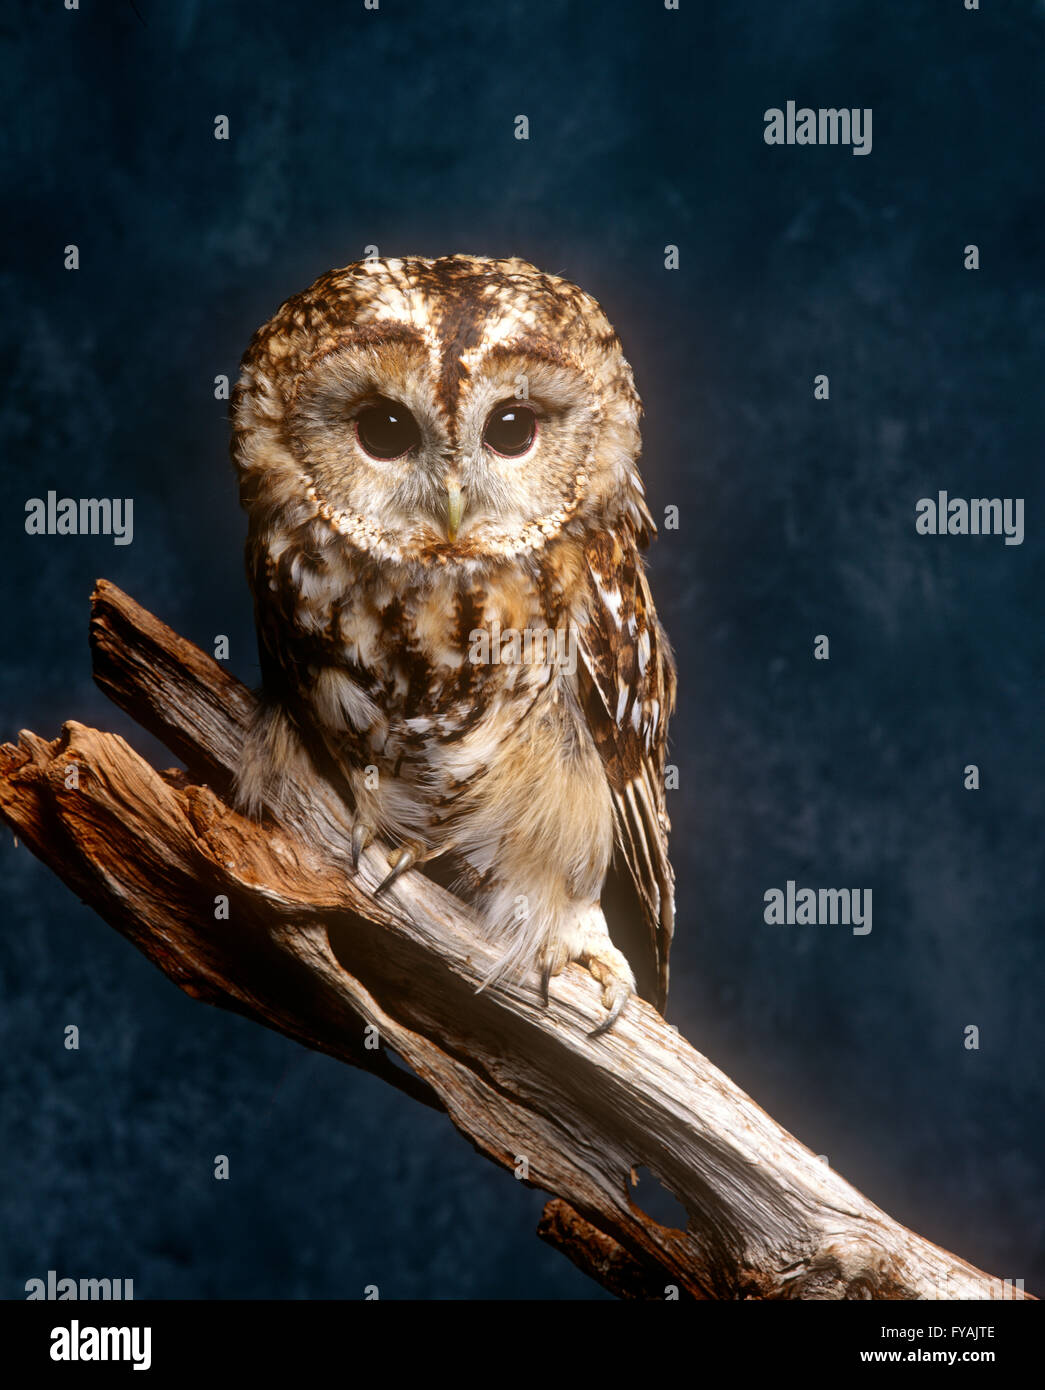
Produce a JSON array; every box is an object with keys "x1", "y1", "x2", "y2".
[{"x1": 0, "y1": 579, "x2": 1031, "y2": 1301}]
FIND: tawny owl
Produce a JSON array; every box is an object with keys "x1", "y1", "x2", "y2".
[{"x1": 230, "y1": 254, "x2": 676, "y2": 1035}]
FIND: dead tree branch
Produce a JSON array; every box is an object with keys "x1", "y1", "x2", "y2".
[{"x1": 0, "y1": 580, "x2": 1030, "y2": 1301}]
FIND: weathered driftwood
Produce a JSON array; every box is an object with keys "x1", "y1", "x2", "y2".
[{"x1": 0, "y1": 580, "x2": 1030, "y2": 1301}]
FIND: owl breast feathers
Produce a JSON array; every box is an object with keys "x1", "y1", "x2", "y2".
[{"x1": 230, "y1": 254, "x2": 676, "y2": 1034}]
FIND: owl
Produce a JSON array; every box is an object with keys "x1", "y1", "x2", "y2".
[{"x1": 230, "y1": 255, "x2": 676, "y2": 1035}]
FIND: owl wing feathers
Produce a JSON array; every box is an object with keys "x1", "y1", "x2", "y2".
[
  {"x1": 245, "y1": 531, "x2": 329, "y2": 711},
  {"x1": 576, "y1": 526, "x2": 677, "y2": 1011},
  {"x1": 242, "y1": 525, "x2": 369, "y2": 806}
]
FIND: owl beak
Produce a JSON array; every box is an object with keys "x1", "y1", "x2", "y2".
[{"x1": 445, "y1": 480, "x2": 463, "y2": 542}]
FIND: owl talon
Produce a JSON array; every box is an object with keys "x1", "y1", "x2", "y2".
[
  {"x1": 580, "y1": 937, "x2": 636, "y2": 1039},
  {"x1": 351, "y1": 823, "x2": 374, "y2": 871},
  {"x1": 538, "y1": 944, "x2": 570, "y2": 1004},
  {"x1": 587, "y1": 983, "x2": 631, "y2": 1038},
  {"x1": 540, "y1": 960, "x2": 553, "y2": 1005},
  {"x1": 375, "y1": 842, "x2": 424, "y2": 895}
]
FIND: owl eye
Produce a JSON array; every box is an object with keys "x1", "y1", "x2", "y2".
[
  {"x1": 483, "y1": 403, "x2": 537, "y2": 457},
  {"x1": 355, "y1": 398, "x2": 421, "y2": 460}
]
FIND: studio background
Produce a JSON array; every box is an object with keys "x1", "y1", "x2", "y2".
[{"x1": 2, "y1": 0, "x2": 1042, "y2": 1298}]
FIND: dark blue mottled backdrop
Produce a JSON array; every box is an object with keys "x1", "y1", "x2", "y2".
[{"x1": 2, "y1": 0, "x2": 1042, "y2": 1299}]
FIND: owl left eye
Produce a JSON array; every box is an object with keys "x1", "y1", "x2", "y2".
[
  {"x1": 483, "y1": 403, "x2": 537, "y2": 457},
  {"x1": 355, "y1": 398, "x2": 422, "y2": 460}
]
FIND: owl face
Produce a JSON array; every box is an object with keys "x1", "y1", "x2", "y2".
[{"x1": 234, "y1": 256, "x2": 648, "y2": 565}]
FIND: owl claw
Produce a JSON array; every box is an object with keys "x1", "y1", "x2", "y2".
[
  {"x1": 375, "y1": 842, "x2": 423, "y2": 895},
  {"x1": 580, "y1": 938, "x2": 636, "y2": 1039},
  {"x1": 539, "y1": 960, "x2": 553, "y2": 1005},
  {"x1": 538, "y1": 944, "x2": 570, "y2": 1004},
  {"x1": 587, "y1": 983, "x2": 631, "y2": 1038},
  {"x1": 351, "y1": 823, "x2": 374, "y2": 871}
]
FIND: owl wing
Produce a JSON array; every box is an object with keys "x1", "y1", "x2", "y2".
[
  {"x1": 240, "y1": 525, "x2": 365, "y2": 809},
  {"x1": 575, "y1": 524, "x2": 677, "y2": 1012},
  {"x1": 245, "y1": 530, "x2": 319, "y2": 709}
]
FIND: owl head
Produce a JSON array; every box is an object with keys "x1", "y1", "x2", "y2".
[{"x1": 231, "y1": 255, "x2": 655, "y2": 566}]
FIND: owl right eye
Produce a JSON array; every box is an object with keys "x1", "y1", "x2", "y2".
[{"x1": 355, "y1": 398, "x2": 421, "y2": 460}]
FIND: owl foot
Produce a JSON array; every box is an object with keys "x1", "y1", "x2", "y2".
[
  {"x1": 351, "y1": 822, "x2": 374, "y2": 871},
  {"x1": 538, "y1": 943, "x2": 570, "y2": 1005},
  {"x1": 579, "y1": 940, "x2": 635, "y2": 1039},
  {"x1": 375, "y1": 840, "x2": 426, "y2": 895}
]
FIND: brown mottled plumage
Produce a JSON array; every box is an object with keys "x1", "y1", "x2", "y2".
[{"x1": 230, "y1": 255, "x2": 676, "y2": 1032}]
